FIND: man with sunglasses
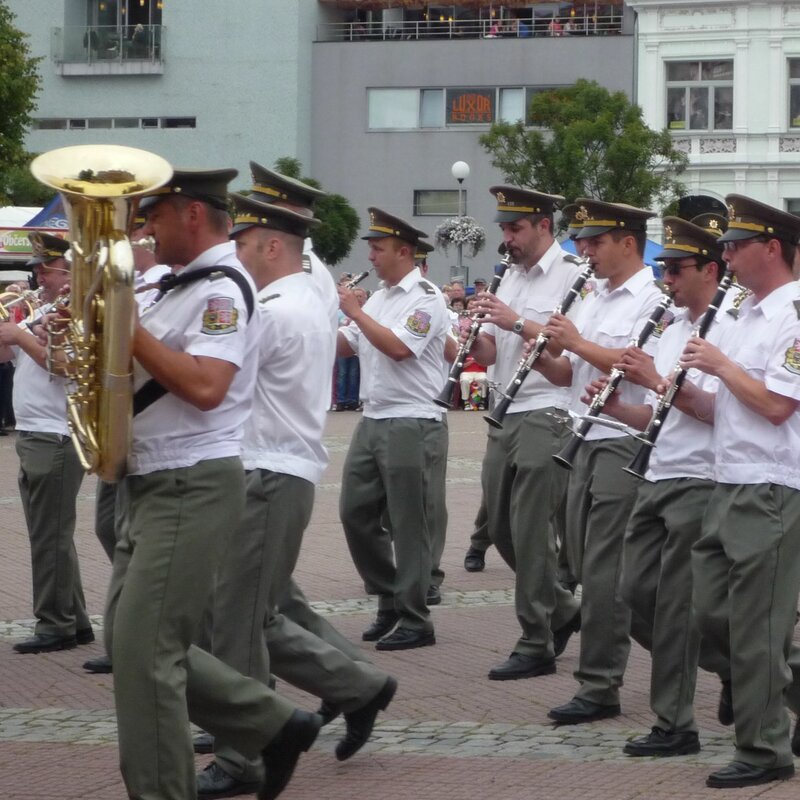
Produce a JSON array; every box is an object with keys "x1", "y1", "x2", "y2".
[
  {"x1": 0, "y1": 233, "x2": 94, "y2": 654},
  {"x1": 667, "y1": 194, "x2": 800, "y2": 788},
  {"x1": 582, "y1": 215, "x2": 733, "y2": 757}
]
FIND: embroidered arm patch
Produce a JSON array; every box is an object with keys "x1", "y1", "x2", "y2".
[
  {"x1": 405, "y1": 309, "x2": 432, "y2": 338},
  {"x1": 202, "y1": 296, "x2": 239, "y2": 335}
]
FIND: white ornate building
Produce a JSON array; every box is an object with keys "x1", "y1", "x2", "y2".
[{"x1": 629, "y1": 0, "x2": 800, "y2": 214}]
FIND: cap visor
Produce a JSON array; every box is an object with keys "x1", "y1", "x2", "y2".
[
  {"x1": 575, "y1": 224, "x2": 614, "y2": 240},
  {"x1": 493, "y1": 210, "x2": 529, "y2": 223},
  {"x1": 229, "y1": 223, "x2": 256, "y2": 237},
  {"x1": 717, "y1": 227, "x2": 759, "y2": 243}
]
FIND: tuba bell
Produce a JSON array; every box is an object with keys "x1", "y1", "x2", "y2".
[{"x1": 30, "y1": 144, "x2": 173, "y2": 482}]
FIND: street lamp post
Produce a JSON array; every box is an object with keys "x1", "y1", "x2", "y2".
[{"x1": 451, "y1": 160, "x2": 470, "y2": 287}]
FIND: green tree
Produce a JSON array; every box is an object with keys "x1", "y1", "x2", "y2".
[
  {"x1": 0, "y1": 1, "x2": 42, "y2": 205},
  {"x1": 272, "y1": 157, "x2": 360, "y2": 266},
  {"x1": 479, "y1": 80, "x2": 688, "y2": 216}
]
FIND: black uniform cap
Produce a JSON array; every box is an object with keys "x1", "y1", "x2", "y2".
[
  {"x1": 573, "y1": 198, "x2": 656, "y2": 240},
  {"x1": 229, "y1": 193, "x2": 319, "y2": 238},
  {"x1": 362, "y1": 207, "x2": 428, "y2": 247},
  {"x1": 27, "y1": 232, "x2": 70, "y2": 267},
  {"x1": 139, "y1": 168, "x2": 238, "y2": 212},
  {"x1": 249, "y1": 161, "x2": 326, "y2": 210},
  {"x1": 489, "y1": 185, "x2": 564, "y2": 223},
  {"x1": 718, "y1": 194, "x2": 800, "y2": 245}
]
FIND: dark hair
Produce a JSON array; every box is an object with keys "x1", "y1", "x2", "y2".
[{"x1": 609, "y1": 227, "x2": 646, "y2": 257}]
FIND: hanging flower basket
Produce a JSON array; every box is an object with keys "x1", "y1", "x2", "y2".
[{"x1": 434, "y1": 216, "x2": 486, "y2": 259}]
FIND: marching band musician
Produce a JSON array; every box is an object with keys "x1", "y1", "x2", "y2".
[
  {"x1": 194, "y1": 193, "x2": 397, "y2": 798},
  {"x1": 665, "y1": 195, "x2": 800, "y2": 789},
  {"x1": 582, "y1": 215, "x2": 733, "y2": 756},
  {"x1": 105, "y1": 169, "x2": 319, "y2": 800},
  {"x1": 533, "y1": 199, "x2": 665, "y2": 724},
  {"x1": 1, "y1": 233, "x2": 95, "y2": 655},
  {"x1": 465, "y1": 186, "x2": 583, "y2": 680},
  {"x1": 338, "y1": 208, "x2": 450, "y2": 650}
]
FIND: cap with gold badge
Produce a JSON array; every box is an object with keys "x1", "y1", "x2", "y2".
[
  {"x1": 414, "y1": 239, "x2": 434, "y2": 263},
  {"x1": 26, "y1": 232, "x2": 70, "y2": 267},
  {"x1": 655, "y1": 217, "x2": 723, "y2": 262},
  {"x1": 489, "y1": 186, "x2": 564, "y2": 223},
  {"x1": 718, "y1": 194, "x2": 800, "y2": 244},
  {"x1": 229, "y1": 193, "x2": 319, "y2": 238},
  {"x1": 249, "y1": 161, "x2": 326, "y2": 210},
  {"x1": 139, "y1": 168, "x2": 238, "y2": 212},
  {"x1": 362, "y1": 207, "x2": 428, "y2": 247},
  {"x1": 689, "y1": 212, "x2": 727, "y2": 238},
  {"x1": 561, "y1": 203, "x2": 584, "y2": 240},
  {"x1": 573, "y1": 198, "x2": 656, "y2": 240}
]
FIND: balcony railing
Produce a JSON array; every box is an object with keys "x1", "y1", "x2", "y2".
[
  {"x1": 52, "y1": 25, "x2": 165, "y2": 75},
  {"x1": 317, "y1": 14, "x2": 624, "y2": 42}
]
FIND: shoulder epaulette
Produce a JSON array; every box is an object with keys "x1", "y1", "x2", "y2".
[
  {"x1": 563, "y1": 253, "x2": 581, "y2": 265},
  {"x1": 726, "y1": 308, "x2": 740, "y2": 320},
  {"x1": 302, "y1": 254, "x2": 312, "y2": 274},
  {"x1": 418, "y1": 280, "x2": 436, "y2": 295},
  {"x1": 259, "y1": 293, "x2": 281, "y2": 305},
  {"x1": 793, "y1": 299, "x2": 800, "y2": 320}
]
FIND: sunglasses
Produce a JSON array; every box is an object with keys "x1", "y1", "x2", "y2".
[
  {"x1": 662, "y1": 261, "x2": 700, "y2": 276},
  {"x1": 722, "y1": 236, "x2": 768, "y2": 252}
]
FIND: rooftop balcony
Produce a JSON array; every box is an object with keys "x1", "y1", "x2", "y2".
[{"x1": 51, "y1": 25, "x2": 165, "y2": 76}]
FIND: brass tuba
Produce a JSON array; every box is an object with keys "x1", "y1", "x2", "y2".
[{"x1": 30, "y1": 145, "x2": 173, "y2": 482}]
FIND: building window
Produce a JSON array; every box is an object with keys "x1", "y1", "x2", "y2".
[
  {"x1": 445, "y1": 89, "x2": 495, "y2": 125},
  {"x1": 666, "y1": 60, "x2": 733, "y2": 132},
  {"x1": 413, "y1": 189, "x2": 460, "y2": 216},
  {"x1": 499, "y1": 88, "x2": 525, "y2": 123},
  {"x1": 31, "y1": 116, "x2": 197, "y2": 130},
  {"x1": 161, "y1": 117, "x2": 197, "y2": 129},
  {"x1": 787, "y1": 199, "x2": 800, "y2": 215},
  {"x1": 790, "y1": 60, "x2": 800, "y2": 129},
  {"x1": 367, "y1": 88, "x2": 420, "y2": 129}
]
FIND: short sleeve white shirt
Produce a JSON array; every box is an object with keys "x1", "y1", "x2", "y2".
[
  {"x1": 713, "y1": 281, "x2": 800, "y2": 489},
  {"x1": 568, "y1": 267, "x2": 666, "y2": 441},
  {"x1": 129, "y1": 242, "x2": 260, "y2": 475},
  {"x1": 339, "y1": 267, "x2": 449, "y2": 420},
  {"x1": 482, "y1": 241, "x2": 583, "y2": 413},
  {"x1": 241, "y1": 272, "x2": 334, "y2": 484},
  {"x1": 644, "y1": 308, "x2": 733, "y2": 481},
  {"x1": 11, "y1": 312, "x2": 70, "y2": 435},
  {"x1": 303, "y1": 242, "x2": 339, "y2": 334}
]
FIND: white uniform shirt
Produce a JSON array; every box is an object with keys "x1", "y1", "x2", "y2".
[
  {"x1": 568, "y1": 267, "x2": 665, "y2": 441},
  {"x1": 339, "y1": 267, "x2": 449, "y2": 420},
  {"x1": 11, "y1": 311, "x2": 70, "y2": 435},
  {"x1": 644, "y1": 307, "x2": 734, "y2": 481},
  {"x1": 135, "y1": 263, "x2": 171, "y2": 312},
  {"x1": 303, "y1": 241, "x2": 338, "y2": 334},
  {"x1": 129, "y1": 242, "x2": 260, "y2": 476},
  {"x1": 241, "y1": 272, "x2": 334, "y2": 484},
  {"x1": 482, "y1": 240, "x2": 583, "y2": 414},
  {"x1": 713, "y1": 281, "x2": 800, "y2": 490}
]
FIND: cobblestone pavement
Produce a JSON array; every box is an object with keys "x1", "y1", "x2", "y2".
[{"x1": 0, "y1": 411, "x2": 798, "y2": 800}]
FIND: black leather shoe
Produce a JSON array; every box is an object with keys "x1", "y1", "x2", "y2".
[
  {"x1": 706, "y1": 761, "x2": 794, "y2": 789},
  {"x1": 197, "y1": 761, "x2": 259, "y2": 798},
  {"x1": 76, "y1": 626, "x2": 95, "y2": 645},
  {"x1": 623, "y1": 727, "x2": 700, "y2": 757},
  {"x1": 362, "y1": 610, "x2": 399, "y2": 642},
  {"x1": 12, "y1": 633, "x2": 77, "y2": 654},
  {"x1": 488, "y1": 652, "x2": 556, "y2": 680},
  {"x1": 548, "y1": 697, "x2": 621, "y2": 724},
  {"x1": 426, "y1": 585, "x2": 441, "y2": 606},
  {"x1": 553, "y1": 611, "x2": 581, "y2": 658},
  {"x1": 83, "y1": 654, "x2": 113, "y2": 674},
  {"x1": 792, "y1": 715, "x2": 800, "y2": 758},
  {"x1": 718, "y1": 680, "x2": 733, "y2": 726},
  {"x1": 375, "y1": 627, "x2": 435, "y2": 651},
  {"x1": 464, "y1": 546, "x2": 486, "y2": 572},
  {"x1": 258, "y1": 710, "x2": 322, "y2": 800},
  {"x1": 193, "y1": 731, "x2": 215, "y2": 754},
  {"x1": 336, "y1": 676, "x2": 398, "y2": 761},
  {"x1": 316, "y1": 700, "x2": 340, "y2": 726}
]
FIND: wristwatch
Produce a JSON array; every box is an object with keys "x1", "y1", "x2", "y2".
[{"x1": 512, "y1": 318, "x2": 525, "y2": 335}]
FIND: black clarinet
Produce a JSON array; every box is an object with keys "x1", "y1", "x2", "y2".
[
  {"x1": 484, "y1": 260, "x2": 594, "y2": 429},
  {"x1": 433, "y1": 249, "x2": 512, "y2": 409},
  {"x1": 552, "y1": 293, "x2": 673, "y2": 470},
  {"x1": 623, "y1": 271, "x2": 732, "y2": 479}
]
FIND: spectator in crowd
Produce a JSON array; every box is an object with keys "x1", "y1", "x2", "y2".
[{"x1": 335, "y1": 287, "x2": 368, "y2": 411}]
